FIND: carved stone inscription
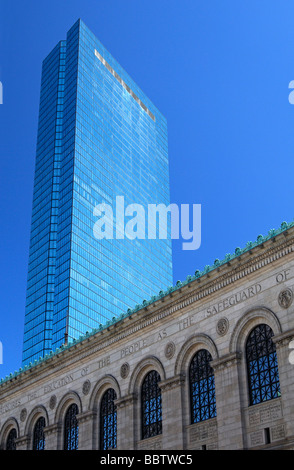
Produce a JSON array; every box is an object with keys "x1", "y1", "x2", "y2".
[
  {"x1": 137, "y1": 436, "x2": 162, "y2": 450},
  {"x1": 249, "y1": 430, "x2": 264, "y2": 447},
  {"x1": 178, "y1": 283, "x2": 262, "y2": 332},
  {"x1": 189, "y1": 420, "x2": 217, "y2": 443},
  {"x1": 44, "y1": 374, "x2": 74, "y2": 394},
  {"x1": 248, "y1": 401, "x2": 282, "y2": 427},
  {"x1": 97, "y1": 356, "x2": 110, "y2": 369},
  {"x1": 271, "y1": 424, "x2": 285, "y2": 441},
  {"x1": 0, "y1": 399, "x2": 21, "y2": 415},
  {"x1": 120, "y1": 339, "x2": 147, "y2": 358},
  {"x1": 206, "y1": 284, "x2": 262, "y2": 317}
]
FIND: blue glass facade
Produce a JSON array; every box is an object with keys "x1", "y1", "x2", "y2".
[
  {"x1": 23, "y1": 41, "x2": 66, "y2": 365},
  {"x1": 22, "y1": 20, "x2": 173, "y2": 366}
]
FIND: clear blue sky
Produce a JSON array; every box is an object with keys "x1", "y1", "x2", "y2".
[{"x1": 0, "y1": 0, "x2": 293, "y2": 379}]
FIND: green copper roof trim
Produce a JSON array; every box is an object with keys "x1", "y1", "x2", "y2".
[{"x1": 1, "y1": 219, "x2": 293, "y2": 385}]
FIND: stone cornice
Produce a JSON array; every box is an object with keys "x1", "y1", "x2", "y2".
[
  {"x1": 211, "y1": 352, "x2": 242, "y2": 371},
  {"x1": 272, "y1": 328, "x2": 294, "y2": 348},
  {"x1": 0, "y1": 226, "x2": 293, "y2": 395},
  {"x1": 15, "y1": 435, "x2": 30, "y2": 448},
  {"x1": 43, "y1": 422, "x2": 61, "y2": 436},
  {"x1": 159, "y1": 374, "x2": 186, "y2": 392},
  {"x1": 76, "y1": 410, "x2": 97, "y2": 424},
  {"x1": 115, "y1": 393, "x2": 138, "y2": 409}
]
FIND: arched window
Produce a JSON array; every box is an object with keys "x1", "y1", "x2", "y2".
[
  {"x1": 141, "y1": 370, "x2": 162, "y2": 440},
  {"x1": 246, "y1": 323, "x2": 281, "y2": 405},
  {"x1": 100, "y1": 388, "x2": 117, "y2": 450},
  {"x1": 189, "y1": 349, "x2": 216, "y2": 423},
  {"x1": 64, "y1": 403, "x2": 79, "y2": 450},
  {"x1": 33, "y1": 417, "x2": 46, "y2": 450},
  {"x1": 6, "y1": 428, "x2": 17, "y2": 450}
]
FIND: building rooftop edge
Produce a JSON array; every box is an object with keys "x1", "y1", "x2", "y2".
[{"x1": 1, "y1": 218, "x2": 293, "y2": 385}]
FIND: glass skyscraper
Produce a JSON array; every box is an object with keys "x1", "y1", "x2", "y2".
[{"x1": 22, "y1": 19, "x2": 173, "y2": 366}]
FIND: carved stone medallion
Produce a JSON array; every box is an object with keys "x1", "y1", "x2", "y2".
[
  {"x1": 49, "y1": 395, "x2": 57, "y2": 410},
  {"x1": 165, "y1": 342, "x2": 176, "y2": 360},
  {"x1": 82, "y1": 379, "x2": 91, "y2": 395},
  {"x1": 20, "y1": 408, "x2": 27, "y2": 422},
  {"x1": 120, "y1": 363, "x2": 130, "y2": 379},
  {"x1": 278, "y1": 288, "x2": 293, "y2": 309},
  {"x1": 216, "y1": 317, "x2": 229, "y2": 336}
]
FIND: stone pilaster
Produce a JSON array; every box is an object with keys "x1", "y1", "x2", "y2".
[
  {"x1": 76, "y1": 410, "x2": 96, "y2": 450},
  {"x1": 159, "y1": 374, "x2": 185, "y2": 450},
  {"x1": 115, "y1": 393, "x2": 138, "y2": 449},
  {"x1": 44, "y1": 423, "x2": 61, "y2": 450},
  {"x1": 273, "y1": 328, "x2": 294, "y2": 445},
  {"x1": 211, "y1": 352, "x2": 244, "y2": 450}
]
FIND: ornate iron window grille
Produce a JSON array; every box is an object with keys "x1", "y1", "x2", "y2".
[
  {"x1": 189, "y1": 349, "x2": 217, "y2": 423},
  {"x1": 141, "y1": 370, "x2": 162, "y2": 440},
  {"x1": 33, "y1": 417, "x2": 46, "y2": 450},
  {"x1": 64, "y1": 403, "x2": 79, "y2": 450},
  {"x1": 100, "y1": 388, "x2": 117, "y2": 450},
  {"x1": 6, "y1": 428, "x2": 17, "y2": 450},
  {"x1": 246, "y1": 323, "x2": 281, "y2": 405}
]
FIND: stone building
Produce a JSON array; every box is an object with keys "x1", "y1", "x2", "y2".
[{"x1": 0, "y1": 221, "x2": 294, "y2": 451}]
